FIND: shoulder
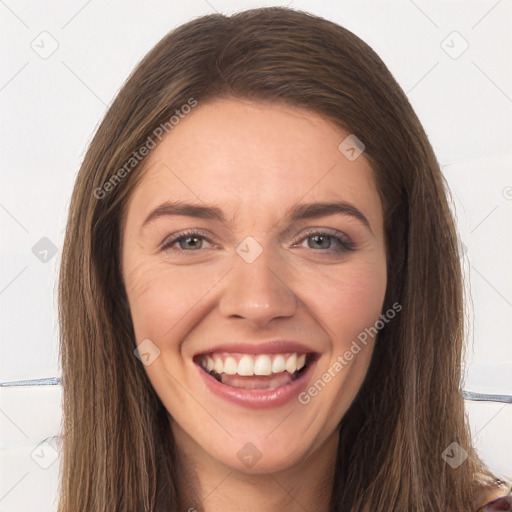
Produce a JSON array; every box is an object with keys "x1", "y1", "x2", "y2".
[
  {"x1": 477, "y1": 490, "x2": 512, "y2": 511},
  {"x1": 472, "y1": 475, "x2": 511, "y2": 511}
]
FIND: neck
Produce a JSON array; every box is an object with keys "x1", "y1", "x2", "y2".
[{"x1": 173, "y1": 427, "x2": 338, "y2": 512}]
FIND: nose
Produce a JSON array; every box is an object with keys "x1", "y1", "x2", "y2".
[{"x1": 218, "y1": 245, "x2": 298, "y2": 327}]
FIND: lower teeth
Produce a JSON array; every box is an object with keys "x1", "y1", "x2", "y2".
[{"x1": 206, "y1": 364, "x2": 307, "y2": 388}]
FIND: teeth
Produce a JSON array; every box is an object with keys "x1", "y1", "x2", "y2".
[
  {"x1": 224, "y1": 356, "x2": 238, "y2": 375},
  {"x1": 237, "y1": 355, "x2": 254, "y2": 376},
  {"x1": 271, "y1": 355, "x2": 286, "y2": 373},
  {"x1": 253, "y1": 355, "x2": 272, "y2": 376},
  {"x1": 213, "y1": 356, "x2": 223, "y2": 374},
  {"x1": 200, "y1": 352, "x2": 309, "y2": 377},
  {"x1": 285, "y1": 353, "x2": 297, "y2": 374}
]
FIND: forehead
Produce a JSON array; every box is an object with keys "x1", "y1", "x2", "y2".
[{"x1": 124, "y1": 98, "x2": 382, "y2": 229}]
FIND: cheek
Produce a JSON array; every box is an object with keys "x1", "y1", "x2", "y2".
[
  {"x1": 301, "y1": 257, "x2": 387, "y2": 346},
  {"x1": 123, "y1": 258, "x2": 223, "y2": 343}
]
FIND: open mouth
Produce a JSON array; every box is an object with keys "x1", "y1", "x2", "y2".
[{"x1": 193, "y1": 352, "x2": 318, "y2": 390}]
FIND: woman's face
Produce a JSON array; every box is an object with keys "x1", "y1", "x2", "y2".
[{"x1": 121, "y1": 98, "x2": 387, "y2": 474}]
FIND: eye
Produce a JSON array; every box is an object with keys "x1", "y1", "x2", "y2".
[
  {"x1": 160, "y1": 228, "x2": 356, "y2": 255},
  {"x1": 292, "y1": 228, "x2": 355, "y2": 253},
  {"x1": 160, "y1": 230, "x2": 214, "y2": 253}
]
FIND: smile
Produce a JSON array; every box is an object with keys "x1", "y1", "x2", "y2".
[{"x1": 193, "y1": 344, "x2": 319, "y2": 408}]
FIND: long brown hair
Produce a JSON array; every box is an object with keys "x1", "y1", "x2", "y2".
[{"x1": 57, "y1": 7, "x2": 508, "y2": 511}]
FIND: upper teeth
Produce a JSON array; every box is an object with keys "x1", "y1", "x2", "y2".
[{"x1": 200, "y1": 353, "x2": 307, "y2": 377}]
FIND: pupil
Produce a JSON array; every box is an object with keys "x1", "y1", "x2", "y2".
[
  {"x1": 183, "y1": 236, "x2": 200, "y2": 249},
  {"x1": 310, "y1": 235, "x2": 329, "y2": 249}
]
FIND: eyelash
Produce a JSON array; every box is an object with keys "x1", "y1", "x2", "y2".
[{"x1": 160, "y1": 228, "x2": 356, "y2": 255}]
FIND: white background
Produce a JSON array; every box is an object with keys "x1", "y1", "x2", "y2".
[{"x1": 0, "y1": 1, "x2": 511, "y2": 510}]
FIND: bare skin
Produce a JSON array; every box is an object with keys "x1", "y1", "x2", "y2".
[{"x1": 121, "y1": 98, "x2": 387, "y2": 511}]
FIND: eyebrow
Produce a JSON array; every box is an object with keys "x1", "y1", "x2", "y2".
[{"x1": 140, "y1": 200, "x2": 373, "y2": 235}]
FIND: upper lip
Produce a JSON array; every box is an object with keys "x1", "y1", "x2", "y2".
[{"x1": 193, "y1": 339, "x2": 318, "y2": 357}]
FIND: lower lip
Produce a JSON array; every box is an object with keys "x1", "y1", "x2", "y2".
[{"x1": 196, "y1": 359, "x2": 317, "y2": 409}]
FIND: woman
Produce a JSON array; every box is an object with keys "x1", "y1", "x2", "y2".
[{"x1": 57, "y1": 6, "x2": 511, "y2": 511}]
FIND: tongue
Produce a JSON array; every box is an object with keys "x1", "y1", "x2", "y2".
[{"x1": 218, "y1": 371, "x2": 294, "y2": 390}]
